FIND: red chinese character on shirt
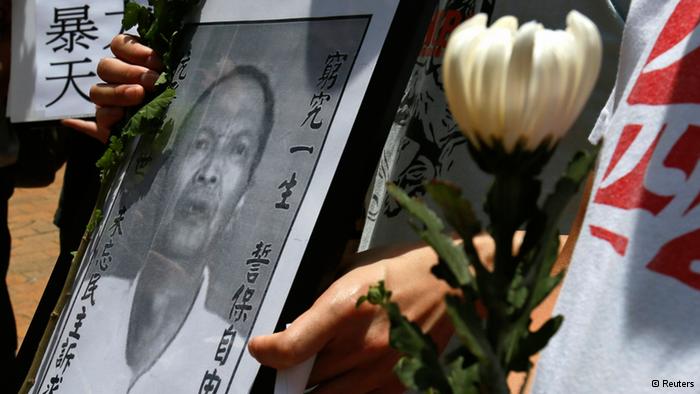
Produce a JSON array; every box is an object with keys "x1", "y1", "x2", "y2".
[{"x1": 590, "y1": 0, "x2": 700, "y2": 291}]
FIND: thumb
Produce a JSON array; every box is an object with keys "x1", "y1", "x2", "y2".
[
  {"x1": 61, "y1": 118, "x2": 109, "y2": 144},
  {"x1": 248, "y1": 301, "x2": 338, "y2": 370}
]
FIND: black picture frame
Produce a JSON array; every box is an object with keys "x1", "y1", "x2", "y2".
[{"x1": 30, "y1": 1, "x2": 437, "y2": 393}]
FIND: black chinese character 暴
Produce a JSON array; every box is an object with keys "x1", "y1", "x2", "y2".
[
  {"x1": 198, "y1": 369, "x2": 221, "y2": 394},
  {"x1": 46, "y1": 6, "x2": 98, "y2": 52},
  {"x1": 45, "y1": 58, "x2": 96, "y2": 107},
  {"x1": 81, "y1": 272, "x2": 101, "y2": 306},
  {"x1": 317, "y1": 51, "x2": 348, "y2": 90},
  {"x1": 214, "y1": 325, "x2": 236, "y2": 366},
  {"x1": 275, "y1": 172, "x2": 297, "y2": 210},
  {"x1": 229, "y1": 284, "x2": 254, "y2": 322}
]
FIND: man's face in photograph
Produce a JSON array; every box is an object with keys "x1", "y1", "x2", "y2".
[{"x1": 164, "y1": 72, "x2": 268, "y2": 257}]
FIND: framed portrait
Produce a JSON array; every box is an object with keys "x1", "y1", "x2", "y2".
[{"x1": 30, "y1": 0, "x2": 435, "y2": 393}]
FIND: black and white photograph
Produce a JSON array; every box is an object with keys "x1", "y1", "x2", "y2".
[{"x1": 32, "y1": 14, "x2": 375, "y2": 393}]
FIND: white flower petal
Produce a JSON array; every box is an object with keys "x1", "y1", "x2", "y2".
[
  {"x1": 547, "y1": 30, "x2": 578, "y2": 142},
  {"x1": 443, "y1": 14, "x2": 488, "y2": 146},
  {"x1": 470, "y1": 27, "x2": 513, "y2": 144},
  {"x1": 491, "y1": 15, "x2": 518, "y2": 32},
  {"x1": 442, "y1": 11, "x2": 602, "y2": 154},
  {"x1": 503, "y1": 21, "x2": 540, "y2": 152},
  {"x1": 562, "y1": 10, "x2": 602, "y2": 132},
  {"x1": 521, "y1": 30, "x2": 563, "y2": 150}
]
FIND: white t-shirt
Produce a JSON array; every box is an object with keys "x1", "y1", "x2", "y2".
[{"x1": 534, "y1": 0, "x2": 700, "y2": 392}]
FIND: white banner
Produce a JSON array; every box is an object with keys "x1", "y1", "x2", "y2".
[{"x1": 8, "y1": 0, "x2": 124, "y2": 122}]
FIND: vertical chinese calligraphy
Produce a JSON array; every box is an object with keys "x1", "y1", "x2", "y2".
[
  {"x1": 277, "y1": 50, "x2": 348, "y2": 211},
  {"x1": 39, "y1": 205, "x2": 129, "y2": 392},
  {"x1": 34, "y1": 0, "x2": 125, "y2": 116}
]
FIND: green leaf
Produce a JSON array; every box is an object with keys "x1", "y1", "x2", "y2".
[
  {"x1": 430, "y1": 260, "x2": 462, "y2": 289},
  {"x1": 98, "y1": 0, "x2": 199, "y2": 184},
  {"x1": 523, "y1": 316, "x2": 563, "y2": 356},
  {"x1": 122, "y1": 87, "x2": 176, "y2": 137},
  {"x1": 97, "y1": 87, "x2": 176, "y2": 180},
  {"x1": 387, "y1": 183, "x2": 472, "y2": 287},
  {"x1": 155, "y1": 71, "x2": 169, "y2": 87},
  {"x1": 506, "y1": 268, "x2": 528, "y2": 314},
  {"x1": 122, "y1": 2, "x2": 144, "y2": 30},
  {"x1": 393, "y1": 357, "x2": 424, "y2": 390},
  {"x1": 507, "y1": 315, "x2": 563, "y2": 372},
  {"x1": 446, "y1": 358, "x2": 480, "y2": 394},
  {"x1": 360, "y1": 282, "x2": 451, "y2": 392},
  {"x1": 86, "y1": 209, "x2": 103, "y2": 233},
  {"x1": 359, "y1": 280, "x2": 392, "y2": 306},
  {"x1": 521, "y1": 231, "x2": 561, "y2": 311},
  {"x1": 425, "y1": 180, "x2": 481, "y2": 243},
  {"x1": 425, "y1": 180, "x2": 489, "y2": 279},
  {"x1": 444, "y1": 295, "x2": 491, "y2": 364},
  {"x1": 519, "y1": 149, "x2": 597, "y2": 267},
  {"x1": 385, "y1": 303, "x2": 436, "y2": 356}
]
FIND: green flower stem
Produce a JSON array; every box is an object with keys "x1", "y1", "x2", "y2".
[{"x1": 19, "y1": 172, "x2": 115, "y2": 393}]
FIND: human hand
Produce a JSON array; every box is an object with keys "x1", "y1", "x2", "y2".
[
  {"x1": 61, "y1": 34, "x2": 163, "y2": 143},
  {"x1": 248, "y1": 244, "x2": 455, "y2": 394}
]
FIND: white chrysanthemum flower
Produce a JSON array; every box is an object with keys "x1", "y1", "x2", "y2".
[{"x1": 443, "y1": 11, "x2": 602, "y2": 153}]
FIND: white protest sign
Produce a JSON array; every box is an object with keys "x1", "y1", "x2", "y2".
[{"x1": 8, "y1": 0, "x2": 124, "y2": 122}]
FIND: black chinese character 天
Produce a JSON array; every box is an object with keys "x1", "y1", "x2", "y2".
[
  {"x1": 198, "y1": 369, "x2": 221, "y2": 394},
  {"x1": 214, "y1": 325, "x2": 236, "y2": 366},
  {"x1": 81, "y1": 272, "x2": 101, "y2": 306},
  {"x1": 317, "y1": 51, "x2": 348, "y2": 90},
  {"x1": 45, "y1": 58, "x2": 96, "y2": 107},
  {"x1": 229, "y1": 284, "x2": 254, "y2": 322},
  {"x1": 46, "y1": 6, "x2": 98, "y2": 52},
  {"x1": 275, "y1": 172, "x2": 298, "y2": 210}
]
